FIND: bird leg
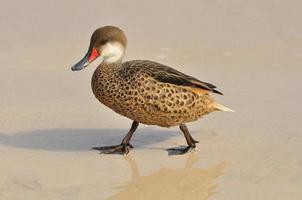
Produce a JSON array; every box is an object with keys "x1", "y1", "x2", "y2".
[
  {"x1": 167, "y1": 123, "x2": 199, "y2": 155},
  {"x1": 92, "y1": 121, "x2": 139, "y2": 154}
]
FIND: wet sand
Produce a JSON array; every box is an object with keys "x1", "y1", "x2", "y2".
[{"x1": 1, "y1": 0, "x2": 302, "y2": 199}]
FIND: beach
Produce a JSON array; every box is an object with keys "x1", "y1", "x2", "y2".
[{"x1": 0, "y1": 1, "x2": 302, "y2": 199}]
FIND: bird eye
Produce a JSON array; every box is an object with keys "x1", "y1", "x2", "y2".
[{"x1": 102, "y1": 39, "x2": 109, "y2": 44}]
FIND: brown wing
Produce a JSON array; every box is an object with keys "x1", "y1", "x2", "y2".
[{"x1": 130, "y1": 60, "x2": 223, "y2": 95}]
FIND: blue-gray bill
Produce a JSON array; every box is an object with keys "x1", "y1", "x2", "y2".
[{"x1": 71, "y1": 47, "x2": 100, "y2": 71}]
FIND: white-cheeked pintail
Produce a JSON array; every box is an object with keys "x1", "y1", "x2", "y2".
[{"x1": 71, "y1": 26, "x2": 233, "y2": 155}]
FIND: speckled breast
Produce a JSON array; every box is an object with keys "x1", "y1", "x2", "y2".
[{"x1": 91, "y1": 64, "x2": 214, "y2": 127}]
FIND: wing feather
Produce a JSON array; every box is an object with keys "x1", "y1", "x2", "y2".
[{"x1": 135, "y1": 60, "x2": 223, "y2": 95}]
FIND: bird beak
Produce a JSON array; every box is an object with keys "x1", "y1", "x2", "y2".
[{"x1": 71, "y1": 48, "x2": 100, "y2": 71}]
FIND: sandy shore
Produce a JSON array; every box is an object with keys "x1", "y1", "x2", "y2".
[{"x1": 1, "y1": 0, "x2": 302, "y2": 199}]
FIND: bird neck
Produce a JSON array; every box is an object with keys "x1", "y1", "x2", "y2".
[{"x1": 97, "y1": 62, "x2": 121, "y2": 74}]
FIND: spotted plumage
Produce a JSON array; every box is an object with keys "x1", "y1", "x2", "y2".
[
  {"x1": 71, "y1": 26, "x2": 233, "y2": 155},
  {"x1": 92, "y1": 60, "x2": 217, "y2": 127}
]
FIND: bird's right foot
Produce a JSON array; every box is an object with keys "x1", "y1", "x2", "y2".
[
  {"x1": 167, "y1": 145, "x2": 196, "y2": 155},
  {"x1": 92, "y1": 143, "x2": 133, "y2": 155}
]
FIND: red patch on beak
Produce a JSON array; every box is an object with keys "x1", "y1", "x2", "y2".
[{"x1": 88, "y1": 48, "x2": 99, "y2": 62}]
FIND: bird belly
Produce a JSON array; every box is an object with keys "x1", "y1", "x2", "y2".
[{"x1": 92, "y1": 75, "x2": 215, "y2": 127}]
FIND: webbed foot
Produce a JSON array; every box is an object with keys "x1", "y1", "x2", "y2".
[
  {"x1": 167, "y1": 145, "x2": 196, "y2": 155},
  {"x1": 92, "y1": 143, "x2": 133, "y2": 155}
]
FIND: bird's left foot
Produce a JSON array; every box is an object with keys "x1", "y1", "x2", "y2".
[
  {"x1": 167, "y1": 145, "x2": 196, "y2": 155},
  {"x1": 92, "y1": 143, "x2": 133, "y2": 155}
]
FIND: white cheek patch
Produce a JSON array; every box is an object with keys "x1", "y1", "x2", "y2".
[{"x1": 101, "y1": 42, "x2": 124, "y2": 64}]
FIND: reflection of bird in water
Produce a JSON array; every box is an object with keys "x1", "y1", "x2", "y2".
[{"x1": 107, "y1": 154, "x2": 228, "y2": 200}]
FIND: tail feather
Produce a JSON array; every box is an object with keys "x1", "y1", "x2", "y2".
[{"x1": 214, "y1": 103, "x2": 235, "y2": 112}]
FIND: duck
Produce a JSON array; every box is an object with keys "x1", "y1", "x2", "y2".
[{"x1": 71, "y1": 26, "x2": 233, "y2": 154}]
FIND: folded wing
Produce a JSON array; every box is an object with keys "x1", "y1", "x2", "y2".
[{"x1": 140, "y1": 61, "x2": 223, "y2": 95}]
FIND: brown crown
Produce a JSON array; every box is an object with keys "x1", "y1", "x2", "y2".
[{"x1": 89, "y1": 26, "x2": 127, "y2": 50}]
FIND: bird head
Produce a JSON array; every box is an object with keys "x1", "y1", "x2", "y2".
[{"x1": 71, "y1": 26, "x2": 127, "y2": 71}]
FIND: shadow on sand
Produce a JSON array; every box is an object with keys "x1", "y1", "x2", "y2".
[{"x1": 0, "y1": 128, "x2": 180, "y2": 152}]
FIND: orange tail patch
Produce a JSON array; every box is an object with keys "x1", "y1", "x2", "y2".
[{"x1": 190, "y1": 88, "x2": 209, "y2": 95}]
